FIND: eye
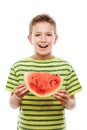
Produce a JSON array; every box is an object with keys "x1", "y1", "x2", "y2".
[
  {"x1": 35, "y1": 34, "x2": 40, "y2": 36},
  {"x1": 46, "y1": 33, "x2": 52, "y2": 36}
]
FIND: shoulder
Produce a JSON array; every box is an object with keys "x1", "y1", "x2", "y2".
[
  {"x1": 56, "y1": 57, "x2": 72, "y2": 65},
  {"x1": 56, "y1": 57, "x2": 74, "y2": 71},
  {"x1": 11, "y1": 57, "x2": 31, "y2": 68}
]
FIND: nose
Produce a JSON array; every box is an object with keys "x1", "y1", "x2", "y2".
[{"x1": 41, "y1": 35, "x2": 46, "y2": 43}]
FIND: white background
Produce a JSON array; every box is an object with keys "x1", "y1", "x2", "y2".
[{"x1": 0, "y1": 0, "x2": 87, "y2": 129}]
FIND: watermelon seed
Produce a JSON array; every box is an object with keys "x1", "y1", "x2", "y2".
[
  {"x1": 31, "y1": 83, "x2": 35, "y2": 86},
  {"x1": 35, "y1": 79, "x2": 38, "y2": 83},
  {"x1": 49, "y1": 80, "x2": 52, "y2": 84},
  {"x1": 39, "y1": 89, "x2": 45, "y2": 92}
]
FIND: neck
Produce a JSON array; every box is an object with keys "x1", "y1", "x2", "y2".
[{"x1": 31, "y1": 53, "x2": 55, "y2": 60}]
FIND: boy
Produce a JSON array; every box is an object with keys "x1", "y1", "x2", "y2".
[{"x1": 6, "y1": 14, "x2": 82, "y2": 130}]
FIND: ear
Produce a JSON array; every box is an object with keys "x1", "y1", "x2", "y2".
[
  {"x1": 54, "y1": 35, "x2": 58, "y2": 44},
  {"x1": 27, "y1": 35, "x2": 32, "y2": 44}
]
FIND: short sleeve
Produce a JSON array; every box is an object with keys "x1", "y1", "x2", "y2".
[
  {"x1": 6, "y1": 64, "x2": 19, "y2": 92},
  {"x1": 66, "y1": 65, "x2": 82, "y2": 96}
]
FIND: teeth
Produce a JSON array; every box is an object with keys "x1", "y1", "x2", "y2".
[{"x1": 39, "y1": 45, "x2": 48, "y2": 48}]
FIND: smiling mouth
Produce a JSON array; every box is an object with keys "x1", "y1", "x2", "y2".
[{"x1": 39, "y1": 45, "x2": 48, "y2": 48}]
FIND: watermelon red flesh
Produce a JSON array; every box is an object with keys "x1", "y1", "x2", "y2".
[{"x1": 25, "y1": 72, "x2": 63, "y2": 97}]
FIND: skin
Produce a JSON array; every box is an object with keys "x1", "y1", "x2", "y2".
[
  {"x1": 9, "y1": 84, "x2": 29, "y2": 109},
  {"x1": 9, "y1": 22, "x2": 76, "y2": 109},
  {"x1": 28, "y1": 22, "x2": 58, "y2": 60}
]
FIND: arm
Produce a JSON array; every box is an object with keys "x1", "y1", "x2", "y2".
[
  {"x1": 54, "y1": 90, "x2": 76, "y2": 110},
  {"x1": 9, "y1": 84, "x2": 29, "y2": 109}
]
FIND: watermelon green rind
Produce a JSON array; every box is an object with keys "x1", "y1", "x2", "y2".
[{"x1": 24, "y1": 72, "x2": 63, "y2": 97}]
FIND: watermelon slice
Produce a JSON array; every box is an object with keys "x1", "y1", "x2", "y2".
[{"x1": 24, "y1": 72, "x2": 63, "y2": 97}]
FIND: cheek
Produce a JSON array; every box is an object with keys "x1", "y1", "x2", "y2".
[
  {"x1": 48, "y1": 38, "x2": 55, "y2": 45},
  {"x1": 32, "y1": 37, "x2": 40, "y2": 43}
]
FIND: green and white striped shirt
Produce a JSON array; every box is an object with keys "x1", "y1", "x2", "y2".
[{"x1": 6, "y1": 57, "x2": 82, "y2": 130}]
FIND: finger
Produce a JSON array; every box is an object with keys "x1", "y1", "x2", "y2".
[
  {"x1": 54, "y1": 94, "x2": 69, "y2": 105},
  {"x1": 14, "y1": 84, "x2": 26, "y2": 91},
  {"x1": 20, "y1": 89, "x2": 29, "y2": 97},
  {"x1": 54, "y1": 92, "x2": 69, "y2": 102},
  {"x1": 57, "y1": 90, "x2": 69, "y2": 95},
  {"x1": 54, "y1": 92, "x2": 64, "y2": 98},
  {"x1": 55, "y1": 90, "x2": 70, "y2": 99},
  {"x1": 54, "y1": 94, "x2": 64, "y2": 102},
  {"x1": 14, "y1": 87, "x2": 29, "y2": 98},
  {"x1": 14, "y1": 86, "x2": 28, "y2": 95},
  {"x1": 14, "y1": 85, "x2": 27, "y2": 93}
]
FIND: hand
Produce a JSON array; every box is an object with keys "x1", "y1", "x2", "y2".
[
  {"x1": 14, "y1": 84, "x2": 29, "y2": 99},
  {"x1": 53, "y1": 90, "x2": 70, "y2": 106},
  {"x1": 54, "y1": 90, "x2": 76, "y2": 109}
]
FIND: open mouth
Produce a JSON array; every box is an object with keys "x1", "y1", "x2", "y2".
[{"x1": 39, "y1": 45, "x2": 48, "y2": 48}]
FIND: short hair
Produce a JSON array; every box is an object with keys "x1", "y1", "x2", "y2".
[{"x1": 29, "y1": 14, "x2": 57, "y2": 35}]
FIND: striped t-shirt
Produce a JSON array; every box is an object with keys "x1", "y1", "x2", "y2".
[{"x1": 6, "y1": 57, "x2": 82, "y2": 130}]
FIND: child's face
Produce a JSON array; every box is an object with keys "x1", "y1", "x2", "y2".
[{"x1": 28, "y1": 22, "x2": 58, "y2": 57}]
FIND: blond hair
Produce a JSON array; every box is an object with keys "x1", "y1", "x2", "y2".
[{"x1": 29, "y1": 14, "x2": 57, "y2": 35}]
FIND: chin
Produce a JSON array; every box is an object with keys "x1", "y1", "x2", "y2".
[{"x1": 38, "y1": 50, "x2": 51, "y2": 55}]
